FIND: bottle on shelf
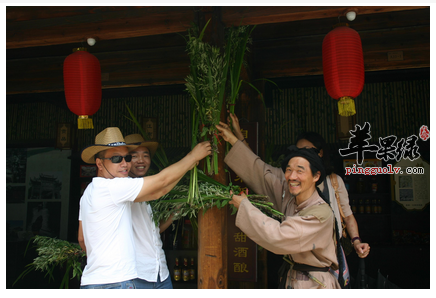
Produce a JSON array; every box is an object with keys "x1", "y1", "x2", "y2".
[
  {"x1": 371, "y1": 197, "x2": 378, "y2": 214},
  {"x1": 365, "y1": 197, "x2": 372, "y2": 214},
  {"x1": 173, "y1": 257, "x2": 181, "y2": 282},
  {"x1": 358, "y1": 197, "x2": 365, "y2": 214},
  {"x1": 377, "y1": 197, "x2": 383, "y2": 214},
  {"x1": 351, "y1": 198, "x2": 357, "y2": 214},
  {"x1": 182, "y1": 257, "x2": 190, "y2": 282},
  {"x1": 189, "y1": 257, "x2": 196, "y2": 281}
]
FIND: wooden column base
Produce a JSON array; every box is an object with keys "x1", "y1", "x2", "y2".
[{"x1": 197, "y1": 206, "x2": 228, "y2": 289}]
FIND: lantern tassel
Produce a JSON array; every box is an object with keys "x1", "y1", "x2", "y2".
[
  {"x1": 338, "y1": 96, "x2": 356, "y2": 117},
  {"x1": 78, "y1": 115, "x2": 94, "y2": 129}
]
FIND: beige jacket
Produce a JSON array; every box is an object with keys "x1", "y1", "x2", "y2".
[{"x1": 225, "y1": 141, "x2": 340, "y2": 289}]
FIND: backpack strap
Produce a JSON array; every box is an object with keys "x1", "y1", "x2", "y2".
[{"x1": 330, "y1": 173, "x2": 347, "y2": 238}]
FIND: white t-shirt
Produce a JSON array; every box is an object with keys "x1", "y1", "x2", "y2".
[
  {"x1": 131, "y1": 202, "x2": 170, "y2": 282},
  {"x1": 79, "y1": 177, "x2": 144, "y2": 286}
]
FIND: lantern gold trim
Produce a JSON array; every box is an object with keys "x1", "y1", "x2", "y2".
[
  {"x1": 78, "y1": 115, "x2": 94, "y2": 129},
  {"x1": 338, "y1": 96, "x2": 356, "y2": 117}
]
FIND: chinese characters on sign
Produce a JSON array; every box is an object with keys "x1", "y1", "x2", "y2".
[
  {"x1": 232, "y1": 233, "x2": 249, "y2": 273},
  {"x1": 142, "y1": 118, "x2": 158, "y2": 141},
  {"x1": 227, "y1": 122, "x2": 258, "y2": 282}
]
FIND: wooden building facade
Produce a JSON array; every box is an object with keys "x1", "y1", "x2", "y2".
[{"x1": 6, "y1": 6, "x2": 430, "y2": 289}]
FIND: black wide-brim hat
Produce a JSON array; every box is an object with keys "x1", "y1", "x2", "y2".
[{"x1": 281, "y1": 145, "x2": 326, "y2": 186}]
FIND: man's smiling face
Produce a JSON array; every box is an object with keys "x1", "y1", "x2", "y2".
[
  {"x1": 96, "y1": 146, "x2": 131, "y2": 178},
  {"x1": 284, "y1": 156, "x2": 320, "y2": 202},
  {"x1": 129, "y1": 146, "x2": 151, "y2": 177}
]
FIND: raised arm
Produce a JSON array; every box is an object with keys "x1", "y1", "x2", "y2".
[
  {"x1": 134, "y1": 141, "x2": 211, "y2": 202},
  {"x1": 217, "y1": 123, "x2": 285, "y2": 211}
]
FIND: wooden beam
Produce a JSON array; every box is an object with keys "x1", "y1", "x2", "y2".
[
  {"x1": 253, "y1": 25, "x2": 429, "y2": 79},
  {"x1": 6, "y1": 23, "x2": 429, "y2": 95},
  {"x1": 222, "y1": 6, "x2": 428, "y2": 26},
  {"x1": 7, "y1": 6, "x2": 428, "y2": 49},
  {"x1": 6, "y1": 44, "x2": 190, "y2": 94},
  {"x1": 6, "y1": 6, "x2": 196, "y2": 49},
  {"x1": 6, "y1": 7, "x2": 430, "y2": 94}
]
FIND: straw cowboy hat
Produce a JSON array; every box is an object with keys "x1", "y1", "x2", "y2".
[
  {"x1": 124, "y1": 134, "x2": 159, "y2": 158},
  {"x1": 81, "y1": 127, "x2": 140, "y2": 164}
]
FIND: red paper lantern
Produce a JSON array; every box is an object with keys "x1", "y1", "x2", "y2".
[
  {"x1": 322, "y1": 24, "x2": 364, "y2": 116},
  {"x1": 63, "y1": 48, "x2": 101, "y2": 129}
]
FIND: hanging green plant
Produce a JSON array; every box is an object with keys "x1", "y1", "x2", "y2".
[
  {"x1": 150, "y1": 176, "x2": 284, "y2": 228},
  {"x1": 13, "y1": 236, "x2": 85, "y2": 289}
]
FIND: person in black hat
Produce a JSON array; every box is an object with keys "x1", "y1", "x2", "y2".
[{"x1": 216, "y1": 123, "x2": 341, "y2": 289}]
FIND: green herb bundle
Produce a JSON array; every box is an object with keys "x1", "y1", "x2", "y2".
[
  {"x1": 150, "y1": 176, "x2": 284, "y2": 229},
  {"x1": 13, "y1": 236, "x2": 85, "y2": 289},
  {"x1": 185, "y1": 19, "x2": 227, "y2": 177}
]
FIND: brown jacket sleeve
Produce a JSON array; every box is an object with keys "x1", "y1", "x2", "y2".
[
  {"x1": 224, "y1": 140, "x2": 286, "y2": 211},
  {"x1": 236, "y1": 198, "x2": 335, "y2": 261}
]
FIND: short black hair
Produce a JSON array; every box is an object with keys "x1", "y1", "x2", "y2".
[
  {"x1": 94, "y1": 150, "x2": 107, "y2": 161},
  {"x1": 281, "y1": 146, "x2": 325, "y2": 186},
  {"x1": 296, "y1": 131, "x2": 334, "y2": 175},
  {"x1": 285, "y1": 159, "x2": 319, "y2": 180}
]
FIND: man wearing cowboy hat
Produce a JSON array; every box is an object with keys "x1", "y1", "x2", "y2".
[
  {"x1": 124, "y1": 134, "x2": 174, "y2": 289},
  {"x1": 78, "y1": 127, "x2": 211, "y2": 289}
]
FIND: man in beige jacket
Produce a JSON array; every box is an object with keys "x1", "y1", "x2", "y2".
[{"x1": 217, "y1": 123, "x2": 341, "y2": 289}]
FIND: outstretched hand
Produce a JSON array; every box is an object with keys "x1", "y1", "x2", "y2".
[
  {"x1": 227, "y1": 111, "x2": 244, "y2": 141},
  {"x1": 216, "y1": 122, "x2": 239, "y2": 145},
  {"x1": 229, "y1": 189, "x2": 248, "y2": 210},
  {"x1": 189, "y1": 141, "x2": 212, "y2": 166}
]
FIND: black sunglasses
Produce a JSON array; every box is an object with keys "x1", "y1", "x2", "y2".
[{"x1": 100, "y1": 154, "x2": 132, "y2": 163}]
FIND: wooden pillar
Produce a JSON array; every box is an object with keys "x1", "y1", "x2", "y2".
[{"x1": 196, "y1": 7, "x2": 228, "y2": 289}]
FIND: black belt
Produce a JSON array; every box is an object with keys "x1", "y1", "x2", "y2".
[{"x1": 292, "y1": 263, "x2": 329, "y2": 272}]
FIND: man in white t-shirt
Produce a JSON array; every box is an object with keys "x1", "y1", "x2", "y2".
[
  {"x1": 125, "y1": 134, "x2": 174, "y2": 289},
  {"x1": 78, "y1": 127, "x2": 210, "y2": 289}
]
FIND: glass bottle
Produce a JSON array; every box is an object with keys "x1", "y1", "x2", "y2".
[
  {"x1": 173, "y1": 257, "x2": 181, "y2": 282},
  {"x1": 377, "y1": 198, "x2": 383, "y2": 214},
  {"x1": 182, "y1": 257, "x2": 190, "y2": 282},
  {"x1": 371, "y1": 177, "x2": 378, "y2": 193},
  {"x1": 365, "y1": 198, "x2": 371, "y2": 214},
  {"x1": 351, "y1": 198, "x2": 357, "y2": 214},
  {"x1": 358, "y1": 198, "x2": 365, "y2": 214},
  {"x1": 371, "y1": 198, "x2": 378, "y2": 213},
  {"x1": 189, "y1": 257, "x2": 196, "y2": 281}
]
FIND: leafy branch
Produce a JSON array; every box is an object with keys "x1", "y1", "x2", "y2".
[{"x1": 13, "y1": 236, "x2": 86, "y2": 289}]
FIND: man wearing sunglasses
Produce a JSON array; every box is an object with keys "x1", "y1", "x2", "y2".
[{"x1": 78, "y1": 127, "x2": 211, "y2": 289}]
